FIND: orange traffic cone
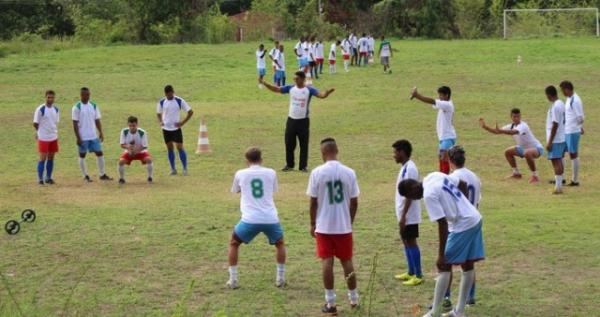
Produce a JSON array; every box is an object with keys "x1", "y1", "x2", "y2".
[{"x1": 196, "y1": 117, "x2": 212, "y2": 154}]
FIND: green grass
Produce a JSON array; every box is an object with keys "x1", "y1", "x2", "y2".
[{"x1": 1, "y1": 37, "x2": 600, "y2": 316}]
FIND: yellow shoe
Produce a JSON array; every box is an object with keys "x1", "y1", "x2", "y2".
[
  {"x1": 402, "y1": 276, "x2": 423, "y2": 286},
  {"x1": 394, "y1": 273, "x2": 414, "y2": 281}
]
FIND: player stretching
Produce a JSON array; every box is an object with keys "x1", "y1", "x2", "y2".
[
  {"x1": 256, "y1": 44, "x2": 267, "y2": 89},
  {"x1": 410, "y1": 86, "x2": 457, "y2": 174},
  {"x1": 72, "y1": 87, "x2": 112, "y2": 182},
  {"x1": 378, "y1": 36, "x2": 393, "y2": 74},
  {"x1": 33, "y1": 90, "x2": 59, "y2": 185},
  {"x1": 157, "y1": 85, "x2": 194, "y2": 176},
  {"x1": 118, "y1": 116, "x2": 153, "y2": 184},
  {"x1": 227, "y1": 147, "x2": 286, "y2": 289},
  {"x1": 308, "y1": 138, "x2": 360, "y2": 314},
  {"x1": 392, "y1": 140, "x2": 423, "y2": 286},
  {"x1": 479, "y1": 108, "x2": 543, "y2": 183},
  {"x1": 328, "y1": 40, "x2": 340, "y2": 74},
  {"x1": 399, "y1": 172, "x2": 484, "y2": 317},
  {"x1": 560, "y1": 80, "x2": 585, "y2": 186},
  {"x1": 545, "y1": 85, "x2": 566, "y2": 194}
]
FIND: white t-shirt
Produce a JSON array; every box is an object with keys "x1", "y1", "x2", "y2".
[
  {"x1": 358, "y1": 37, "x2": 369, "y2": 53},
  {"x1": 302, "y1": 42, "x2": 310, "y2": 59},
  {"x1": 315, "y1": 42, "x2": 324, "y2": 59},
  {"x1": 341, "y1": 40, "x2": 351, "y2": 55},
  {"x1": 546, "y1": 100, "x2": 566, "y2": 143},
  {"x1": 433, "y1": 99, "x2": 457, "y2": 141},
  {"x1": 564, "y1": 93, "x2": 584, "y2": 134},
  {"x1": 307, "y1": 43, "x2": 315, "y2": 62},
  {"x1": 157, "y1": 96, "x2": 192, "y2": 131},
  {"x1": 451, "y1": 167, "x2": 481, "y2": 207},
  {"x1": 395, "y1": 160, "x2": 421, "y2": 224},
  {"x1": 307, "y1": 160, "x2": 360, "y2": 234},
  {"x1": 502, "y1": 121, "x2": 542, "y2": 149},
  {"x1": 72, "y1": 101, "x2": 101, "y2": 141},
  {"x1": 294, "y1": 41, "x2": 302, "y2": 59},
  {"x1": 329, "y1": 43, "x2": 336, "y2": 60},
  {"x1": 350, "y1": 35, "x2": 358, "y2": 48},
  {"x1": 368, "y1": 37, "x2": 375, "y2": 51},
  {"x1": 274, "y1": 50, "x2": 285, "y2": 71},
  {"x1": 380, "y1": 40, "x2": 391, "y2": 57},
  {"x1": 280, "y1": 85, "x2": 320, "y2": 119},
  {"x1": 256, "y1": 50, "x2": 266, "y2": 69},
  {"x1": 423, "y1": 172, "x2": 482, "y2": 233},
  {"x1": 231, "y1": 165, "x2": 279, "y2": 224},
  {"x1": 33, "y1": 104, "x2": 59, "y2": 141},
  {"x1": 269, "y1": 47, "x2": 279, "y2": 67},
  {"x1": 120, "y1": 128, "x2": 148, "y2": 149}
]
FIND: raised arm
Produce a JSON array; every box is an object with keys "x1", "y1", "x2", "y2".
[
  {"x1": 316, "y1": 88, "x2": 335, "y2": 99},
  {"x1": 410, "y1": 87, "x2": 435, "y2": 105},
  {"x1": 260, "y1": 80, "x2": 282, "y2": 92}
]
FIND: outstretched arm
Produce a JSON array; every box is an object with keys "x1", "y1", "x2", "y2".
[
  {"x1": 410, "y1": 87, "x2": 435, "y2": 105},
  {"x1": 479, "y1": 118, "x2": 517, "y2": 135},
  {"x1": 261, "y1": 80, "x2": 282, "y2": 93},
  {"x1": 316, "y1": 88, "x2": 335, "y2": 99}
]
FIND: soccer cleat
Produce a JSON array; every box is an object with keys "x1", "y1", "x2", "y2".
[
  {"x1": 118, "y1": 178, "x2": 126, "y2": 184},
  {"x1": 567, "y1": 181, "x2": 579, "y2": 187},
  {"x1": 170, "y1": 169, "x2": 178, "y2": 176},
  {"x1": 443, "y1": 299, "x2": 453, "y2": 311},
  {"x1": 281, "y1": 166, "x2": 293, "y2": 172},
  {"x1": 84, "y1": 175, "x2": 93, "y2": 182},
  {"x1": 528, "y1": 175, "x2": 540, "y2": 184},
  {"x1": 275, "y1": 278, "x2": 286, "y2": 288},
  {"x1": 299, "y1": 168, "x2": 309, "y2": 173},
  {"x1": 466, "y1": 298, "x2": 476, "y2": 306},
  {"x1": 38, "y1": 180, "x2": 45, "y2": 185},
  {"x1": 182, "y1": 169, "x2": 188, "y2": 176},
  {"x1": 321, "y1": 303, "x2": 337, "y2": 316},
  {"x1": 226, "y1": 279, "x2": 239, "y2": 289},
  {"x1": 147, "y1": 177, "x2": 153, "y2": 183},
  {"x1": 394, "y1": 273, "x2": 414, "y2": 281},
  {"x1": 442, "y1": 309, "x2": 465, "y2": 317},
  {"x1": 403, "y1": 276, "x2": 423, "y2": 286},
  {"x1": 505, "y1": 173, "x2": 522, "y2": 180},
  {"x1": 99, "y1": 174, "x2": 113, "y2": 181},
  {"x1": 551, "y1": 188, "x2": 563, "y2": 195},
  {"x1": 45, "y1": 179, "x2": 55, "y2": 185},
  {"x1": 549, "y1": 179, "x2": 566, "y2": 185}
]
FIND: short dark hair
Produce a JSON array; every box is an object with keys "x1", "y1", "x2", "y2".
[
  {"x1": 245, "y1": 147, "x2": 262, "y2": 163},
  {"x1": 448, "y1": 145, "x2": 466, "y2": 167},
  {"x1": 438, "y1": 86, "x2": 451, "y2": 98},
  {"x1": 295, "y1": 71, "x2": 306, "y2": 79},
  {"x1": 511, "y1": 108, "x2": 521, "y2": 115},
  {"x1": 164, "y1": 85, "x2": 174, "y2": 93},
  {"x1": 321, "y1": 137, "x2": 336, "y2": 145},
  {"x1": 80, "y1": 87, "x2": 89, "y2": 92},
  {"x1": 545, "y1": 85, "x2": 558, "y2": 97},
  {"x1": 398, "y1": 179, "x2": 419, "y2": 197},
  {"x1": 45, "y1": 90, "x2": 55, "y2": 96},
  {"x1": 392, "y1": 139, "x2": 412, "y2": 158},
  {"x1": 127, "y1": 116, "x2": 138, "y2": 124},
  {"x1": 559, "y1": 80, "x2": 573, "y2": 91}
]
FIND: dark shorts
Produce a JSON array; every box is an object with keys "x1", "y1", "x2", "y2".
[
  {"x1": 309, "y1": 61, "x2": 316, "y2": 67},
  {"x1": 400, "y1": 224, "x2": 419, "y2": 240},
  {"x1": 162, "y1": 129, "x2": 183, "y2": 144}
]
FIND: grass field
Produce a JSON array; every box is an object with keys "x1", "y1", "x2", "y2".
[{"x1": 1, "y1": 37, "x2": 600, "y2": 317}]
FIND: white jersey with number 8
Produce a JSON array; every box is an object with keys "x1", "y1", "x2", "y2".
[{"x1": 231, "y1": 165, "x2": 279, "y2": 224}]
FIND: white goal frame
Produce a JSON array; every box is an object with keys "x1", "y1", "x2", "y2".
[{"x1": 503, "y1": 7, "x2": 600, "y2": 39}]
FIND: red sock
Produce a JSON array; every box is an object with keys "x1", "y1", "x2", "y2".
[{"x1": 439, "y1": 160, "x2": 450, "y2": 174}]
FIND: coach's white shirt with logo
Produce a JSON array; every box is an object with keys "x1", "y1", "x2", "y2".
[
  {"x1": 307, "y1": 160, "x2": 360, "y2": 234},
  {"x1": 433, "y1": 99, "x2": 457, "y2": 141},
  {"x1": 451, "y1": 167, "x2": 482, "y2": 207},
  {"x1": 231, "y1": 165, "x2": 279, "y2": 224},
  {"x1": 502, "y1": 121, "x2": 542, "y2": 150},
  {"x1": 34, "y1": 104, "x2": 59, "y2": 141},
  {"x1": 72, "y1": 102, "x2": 101, "y2": 141},
  {"x1": 395, "y1": 160, "x2": 421, "y2": 224},
  {"x1": 546, "y1": 99, "x2": 566, "y2": 143},
  {"x1": 564, "y1": 93, "x2": 584, "y2": 134},
  {"x1": 280, "y1": 85, "x2": 320, "y2": 119},
  {"x1": 423, "y1": 172, "x2": 481, "y2": 233},
  {"x1": 156, "y1": 96, "x2": 192, "y2": 132}
]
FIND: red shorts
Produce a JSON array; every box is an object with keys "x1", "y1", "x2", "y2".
[
  {"x1": 38, "y1": 140, "x2": 59, "y2": 153},
  {"x1": 329, "y1": 60, "x2": 336, "y2": 65},
  {"x1": 360, "y1": 52, "x2": 368, "y2": 57},
  {"x1": 316, "y1": 233, "x2": 353, "y2": 260},
  {"x1": 120, "y1": 151, "x2": 151, "y2": 165},
  {"x1": 343, "y1": 54, "x2": 350, "y2": 60},
  {"x1": 316, "y1": 58, "x2": 324, "y2": 64}
]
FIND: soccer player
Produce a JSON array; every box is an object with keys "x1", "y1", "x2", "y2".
[
  {"x1": 479, "y1": 108, "x2": 543, "y2": 183},
  {"x1": 294, "y1": 36, "x2": 305, "y2": 69},
  {"x1": 33, "y1": 90, "x2": 59, "y2": 185},
  {"x1": 308, "y1": 36, "x2": 318, "y2": 80},
  {"x1": 156, "y1": 85, "x2": 194, "y2": 176},
  {"x1": 268, "y1": 40, "x2": 280, "y2": 80},
  {"x1": 260, "y1": 71, "x2": 334, "y2": 172},
  {"x1": 328, "y1": 40, "x2": 340, "y2": 74},
  {"x1": 341, "y1": 37, "x2": 351, "y2": 72},
  {"x1": 227, "y1": 147, "x2": 286, "y2": 289},
  {"x1": 358, "y1": 33, "x2": 369, "y2": 66},
  {"x1": 256, "y1": 44, "x2": 267, "y2": 89},
  {"x1": 274, "y1": 44, "x2": 286, "y2": 86},
  {"x1": 315, "y1": 38, "x2": 325, "y2": 75},
  {"x1": 398, "y1": 172, "x2": 484, "y2": 317},
  {"x1": 560, "y1": 80, "x2": 585, "y2": 186},
  {"x1": 410, "y1": 86, "x2": 456, "y2": 174},
  {"x1": 378, "y1": 35, "x2": 393, "y2": 74},
  {"x1": 392, "y1": 140, "x2": 423, "y2": 287},
  {"x1": 117, "y1": 116, "x2": 153, "y2": 184},
  {"x1": 307, "y1": 138, "x2": 360, "y2": 314},
  {"x1": 367, "y1": 34, "x2": 375, "y2": 60},
  {"x1": 545, "y1": 85, "x2": 566, "y2": 194},
  {"x1": 350, "y1": 32, "x2": 358, "y2": 66},
  {"x1": 72, "y1": 87, "x2": 112, "y2": 182}
]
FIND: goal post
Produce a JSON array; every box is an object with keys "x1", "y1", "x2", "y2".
[{"x1": 503, "y1": 7, "x2": 599, "y2": 39}]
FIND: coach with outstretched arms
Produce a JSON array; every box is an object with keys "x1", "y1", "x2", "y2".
[{"x1": 260, "y1": 71, "x2": 334, "y2": 172}]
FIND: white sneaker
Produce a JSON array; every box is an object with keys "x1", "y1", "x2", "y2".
[
  {"x1": 170, "y1": 169, "x2": 177, "y2": 176},
  {"x1": 443, "y1": 310, "x2": 465, "y2": 317},
  {"x1": 258, "y1": 84, "x2": 264, "y2": 89},
  {"x1": 182, "y1": 169, "x2": 188, "y2": 176},
  {"x1": 275, "y1": 278, "x2": 286, "y2": 288},
  {"x1": 226, "y1": 279, "x2": 239, "y2": 289}
]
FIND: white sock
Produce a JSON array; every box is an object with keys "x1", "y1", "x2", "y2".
[
  {"x1": 325, "y1": 289, "x2": 336, "y2": 306},
  {"x1": 455, "y1": 270, "x2": 475, "y2": 314},
  {"x1": 97, "y1": 156, "x2": 105, "y2": 176},
  {"x1": 276, "y1": 263, "x2": 285, "y2": 280},
  {"x1": 430, "y1": 272, "x2": 451, "y2": 315},
  {"x1": 147, "y1": 162, "x2": 154, "y2": 178},
  {"x1": 512, "y1": 167, "x2": 520, "y2": 175},
  {"x1": 348, "y1": 288, "x2": 359, "y2": 304},
  {"x1": 79, "y1": 158, "x2": 88, "y2": 177},
  {"x1": 228, "y1": 265, "x2": 238, "y2": 281},
  {"x1": 118, "y1": 164, "x2": 125, "y2": 179},
  {"x1": 572, "y1": 158, "x2": 579, "y2": 182},
  {"x1": 532, "y1": 170, "x2": 538, "y2": 177},
  {"x1": 555, "y1": 174, "x2": 563, "y2": 190}
]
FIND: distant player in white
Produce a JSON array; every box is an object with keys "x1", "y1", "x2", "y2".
[
  {"x1": 117, "y1": 116, "x2": 153, "y2": 184},
  {"x1": 268, "y1": 40, "x2": 280, "y2": 77},
  {"x1": 328, "y1": 40, "x2": 340, "y2": 74},
  {"x1": 227, "y1": 147, "x2": 286, "y2": 289},
  {"x1": 378, "y1": 35, "x2": 393, "y2": 74},
  {"x1": 308, "y1": 138, "x2": 360, "y2": 315},
  {"x1": 544, "y1": 85, "x2": 567, "y2": 194},
  {"x1": 349, "y1": 32, "x2": 358, "y2": 66},
  {"x1": 410, "y1": 86, "x2": 457, "y2": 174},
  {"x1": 315, "y1": 38, "x2": 325, "y2": 75},
  {"x1": 72, "y1": 87, "x2": 112, "y2": 182},
  {"x1": 33, "y1": 90, "x2": 60, "y2": 185},
  {"x1": 559, "y1": 80, "x2": 584, "y2": 186},
  {"x1": 479, "y1": 108, "x2": 543, "y2": 183},
  {"x1": 367, "y1": 34, "x2": 375, "y2": 59},
  {"x1": 256, "y1": 43, "x2": 267, "y2": 89},
  {"x1": 358, "y1": 33, "x2": 369, "y2": 66},
  {"x1": 273, "y1": 44, "x2": 286, "y2": 86},
  {"x1": 341, "y1": 37, "x2": 351, "y2": 72},
  {"x1": 392, "y1": 140, "x2": 423, "y2": 287},
  {"x1": 399, "y1": 173, "x2": 484, "y2": 317},
  {"x1": 294, "y1": 36, "x2": 305, "y2": 69}
]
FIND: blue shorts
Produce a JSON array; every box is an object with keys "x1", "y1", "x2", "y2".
[
  {"x1": 547, "y1": 142, "x2": 566, "y2": 160},
  {"x1": 516, "y1": 145, "x2": 544, "y2": 157},
  {"x1": 299, "y1": 58, "x2": 308, "y2": 68},
  {"x1": 565, "y1": 133, "x2": 581, "y2": 154},
  {"x1": 439, "y1": 138, "x2": 456, "y2": 152},
  {"x1": 445, "y1": 220, "x2": 485, "y2": 265},
  {"x1": 78, "y1": 138, "x2": 102, "y2": 153},
  {"x1": 257, "y1": 68, "x2": 266, "y2": 76},
  {"x1": 275, "y1": 70, "x2": 285, "y2": 81},
  {"x1": 234, "y1": 221, "x2": 283, "y2": 245}
]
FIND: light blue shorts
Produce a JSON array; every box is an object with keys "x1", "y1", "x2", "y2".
[
  {"x1": 439, "y1": 138, "x2": 456, "y2": 152},
  {"x1": 565, "y1": 133, "x2": 581, "y2": 154},
  {"x1": 299, "y1": 57, "x2": 308, "y2": 68},
  {"x1": 234, "y1": 221, "x2": 283, "y2": 245},
  {"x1": 445, "y1": 220, "x2": 485, "y2": 265},
  {"x1": 77, "y1": 138, "x2": 102, "y2": 153},
  {"x1": 516, "y1": 145, "x2": 543, "y2": 157},
  {"x1": 547, "y1": 142, "x2": 566, "y2": 160},
  {"x1": 275, "y1": 70, "x2": 285, "y2": 81},
  {"x1": 257, "y1": 68, "x2": 266, "y2": 76}
]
